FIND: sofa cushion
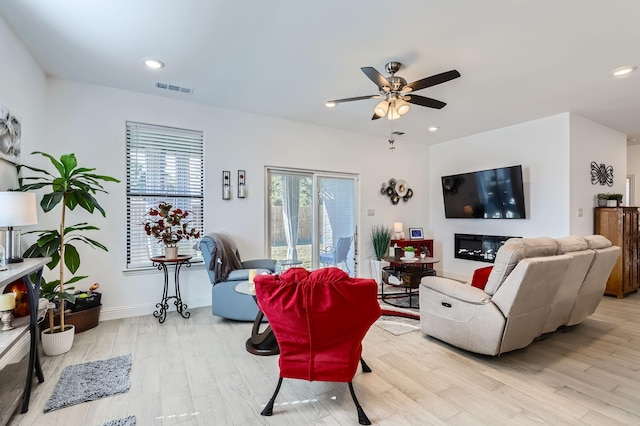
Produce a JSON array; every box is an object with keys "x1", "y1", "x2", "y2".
[
  {"x1": 470, "y1": 266, "x2": 493, "y2": 290},
  {"x1": 556, "y1": 236, "x2": 588, "y2": 254},
  {"x1": 484, "y1": 237, "x2": 558, "y2": 295},
  {"x1": 584, "y1": 234, "x2": 612, "y2": 249}
]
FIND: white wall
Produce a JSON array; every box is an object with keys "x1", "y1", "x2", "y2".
[
  {"x1": 2, "y1": 10, "x2": 430, "y2": 320},
  {"x1": 569, "y1": 113, "x2": 627, "y2": 235},
  {"x1": 28, "y1": 78, "x2": 429, "y2": 320},
  {"x1": 0, "y1": 17, "x2": 46, "y2": 188},
  {"x1": 2, "y1": 12, "x2": 629, "y2": 320},
  {"x1": 429, "y1": 114, "x2": 571, "y2": 281},
  {"x1": 628, "y1": 144, "x2": 640, "y2": 206}
]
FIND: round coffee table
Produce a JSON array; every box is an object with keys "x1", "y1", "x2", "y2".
[
  {"x1": 235, "y1": 281, "x2": 280, "y2": 356},
  {"x1": 380, "y1": 256, "x2": 439, "y2": 308}
]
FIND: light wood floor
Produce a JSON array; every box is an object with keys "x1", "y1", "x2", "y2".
[{"x1": 8, "y1": 292, "x2": 640, "y2": 426}]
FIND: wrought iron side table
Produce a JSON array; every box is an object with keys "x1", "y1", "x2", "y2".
[{"x1": 151, "y1": 255, "x2": 192, "y2": 323}]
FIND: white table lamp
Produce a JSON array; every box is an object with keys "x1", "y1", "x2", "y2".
[
  {"x1": 393, "y1": 222, "x2": 404, "y2": 240},
  {"x1": 0, "y1": 192, "x2": 38, "y2": 263}
]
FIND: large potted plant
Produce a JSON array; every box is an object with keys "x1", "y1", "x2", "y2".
[
  {"x1": 370, "y1": 224, "x2": 392, "y2": 285},
  {"x1": 17, "y1": 152, "x2": 119, "y2": 356},
  {"x1": 142, "y1": 202, "x2": 200, "y2": 259}
]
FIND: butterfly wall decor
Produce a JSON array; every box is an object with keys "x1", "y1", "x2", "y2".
[{"x1": 591, "y1": 161, "x2": 614, "y2": 187}]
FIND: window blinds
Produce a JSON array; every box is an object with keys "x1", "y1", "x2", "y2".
[{"x1": 126, "y1": 122, "x2": 204, "y2": 269}]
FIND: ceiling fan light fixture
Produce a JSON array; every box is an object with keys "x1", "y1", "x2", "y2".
[
  {"x1": 325, "y1": 101, "x2": 337, "y2": 108},
  {"x1": 374, "y1": 100, "x2": 389, "y2": 117},
  {"x1": 396, "y1": 99, "x2": 410, "y2": 115},
  {"x1": 387, "y1": 104, "x2": 401, "y2": 120}
]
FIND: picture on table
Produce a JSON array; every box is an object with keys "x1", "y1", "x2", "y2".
[{"x1": 409, "y1": 228, "x2": 423, "y2": 240}]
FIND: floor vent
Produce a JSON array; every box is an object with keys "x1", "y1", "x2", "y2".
[{"x1": 155, "y1": 82, "x2": 193, "y2": 94}]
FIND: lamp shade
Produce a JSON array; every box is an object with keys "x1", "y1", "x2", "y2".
[
  {"x1": 393, "y1": 222, "x2": 403, "y2": 233},
  {"x1": 374, "y1": 100, "x2": 389, "y2": 117},
  {"x1": 387, "y1": 103, "x2": 401, "y2": 120},
  {"x1": 396, "y1": 99, "x2": 410, "y2": 115},
  {"x1": 0, "y1": 192, "x2": 38, "y2": 227}
]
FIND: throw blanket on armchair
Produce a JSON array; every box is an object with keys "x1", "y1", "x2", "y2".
[{"x1": 208, "y1": 232, "x2": 243, "y2": 283}]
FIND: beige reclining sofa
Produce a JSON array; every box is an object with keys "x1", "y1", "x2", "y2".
[{"x1": 419, "y1": 235, "x2": 620, "y2": 356}]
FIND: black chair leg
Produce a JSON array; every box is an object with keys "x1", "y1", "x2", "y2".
[
  {"x1": 261, "y1": 377, "x2": 283, "y2": 416},
  {"x1": 348, "y1": 382, "x2": 371, "y2": 425},
  {"x1": 359, "y1": 357, "x2": 372, "y2": 373}
]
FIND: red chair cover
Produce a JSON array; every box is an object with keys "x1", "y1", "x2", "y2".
[{"x1": 255, "y1": 267, "x2": 380, "y2": 382}]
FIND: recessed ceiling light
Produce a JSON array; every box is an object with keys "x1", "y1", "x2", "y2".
[
  {"x1": 610, "y1": 66, "x2": 637, "y2": 77},
  {"x1": 325, "y1": 101, "x2": 337, "y2": 108},
  {"x1": 144, "y1": 58, "x2": 165, "y2": 69},
  {"x1": 428, "y1": 126, "x2": 439, "y2": 133}
]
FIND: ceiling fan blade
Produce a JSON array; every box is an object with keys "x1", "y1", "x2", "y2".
[
  {"x1": 361, "y1": 67, "x2": 391, "y2": 90},
  {"x1": 405, "y1": 95, "x2": 447, "y2": 109},
  {"x1": 404, "y1": 70, "x2": 461, "y2": 92},
  {"x1": 326, "y1": 95, "x2": 381, "y2": 105},
  {"x1": 371, "y1": 113, "x2": 382, "y2": 120}
]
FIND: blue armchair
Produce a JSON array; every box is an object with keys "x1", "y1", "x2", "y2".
[{"x1": 199, "y1": 235, "x2": 276, "y2": 321}]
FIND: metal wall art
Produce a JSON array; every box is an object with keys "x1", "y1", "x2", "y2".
[
  {"x1": 222, "y1": 171, "x2": 231, "y2": 200},
  {"x1": 238, "y1": 170, "x2": 246, "y2": 198},
  {"x1": 380, "y1": 178, "x2": 413, "y2": 205},
  {"x1": 591, "y1": 161, "x2": 614, "y2": 187}
]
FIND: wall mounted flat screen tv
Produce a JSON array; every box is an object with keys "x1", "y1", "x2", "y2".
[{"x1": 441, "y1": 165, "x2": 526, "y2": 219}]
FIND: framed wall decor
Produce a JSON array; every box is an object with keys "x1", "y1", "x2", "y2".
[
  {"x1": 0, "y1": 104, "x2": 21, "y2": 164},
  {"x1": 409, "y1": 228, "x2": 424, "y2": 240}
]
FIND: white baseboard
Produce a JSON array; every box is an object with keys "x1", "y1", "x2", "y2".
[{"x1": 99, "y1": 297, "x2": 212, "y2": 321}]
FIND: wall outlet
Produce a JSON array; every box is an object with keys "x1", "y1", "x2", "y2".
[{"x1": 367, "y1": 209, "x2": 375, "y2": 216}]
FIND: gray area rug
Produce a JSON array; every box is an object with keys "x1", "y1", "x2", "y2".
[
  {"x1": 44, "y1": 354, "x2": 132, "y2": 413},
  {"x1": 374, "y1": 316, "x2": 421, "y2": 336},
  {"x1": 101, "y1": 415, "x2": 136, "y2": 426}
]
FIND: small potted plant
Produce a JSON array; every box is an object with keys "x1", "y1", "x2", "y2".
[
  {"x1": 606, "y1": 193, "x2": 623, "y2": 207},
  {"x1": 596, "y1": 193, "x2": 608, "y2": 207},
  {"x1": 142, "y1": 202, "x2": 201, "y2": 259},
  {"x1": 370, "y1": 225, "x2": 392, "y2": 284},
  {"x1": 403, "y1": 245, "x2": 416, "y2": 259}
]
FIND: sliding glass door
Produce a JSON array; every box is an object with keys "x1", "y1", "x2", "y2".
[{"x1": 267, "y1": 168, "x2": 357, "y2": 275}]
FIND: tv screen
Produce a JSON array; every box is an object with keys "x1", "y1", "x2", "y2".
[{"x1": 441, "y1": 165, "x2": 526, "y2": 219}]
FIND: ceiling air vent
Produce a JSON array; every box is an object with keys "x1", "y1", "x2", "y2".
[{"x1": 155, "y1": 82, "x2": 193, "y2": 95}]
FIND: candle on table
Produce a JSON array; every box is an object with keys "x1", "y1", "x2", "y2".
[{"x1": 0, "y1": 293, "x2": 16, "y2": 311}]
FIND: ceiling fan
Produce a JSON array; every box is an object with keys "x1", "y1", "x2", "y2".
[{"x1": 325, "y1": 61, "x2": 460, "y2": 120}]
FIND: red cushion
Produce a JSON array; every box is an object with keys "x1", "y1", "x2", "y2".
[
  {"x1": 254, "y1": 267, "x2": 380, "y2": 382},
  {"x1": 470, "y1": 266, "x2": 493, "y2": 290}
]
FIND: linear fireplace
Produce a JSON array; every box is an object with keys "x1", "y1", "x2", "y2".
[{"x1": 454, "y1": 233, "x2": 519, "y2": 263}]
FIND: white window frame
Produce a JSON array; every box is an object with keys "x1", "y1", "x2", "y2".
[{"x1": 126, "y1": 121, "x2": 204, "y2": 269}]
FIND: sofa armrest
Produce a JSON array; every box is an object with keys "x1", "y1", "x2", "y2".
[{"x1": 421, "y1": 276, "x2": 492, "y2": 305}]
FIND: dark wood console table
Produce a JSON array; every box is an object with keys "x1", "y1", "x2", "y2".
[{"x1": 0, "y1": 258, "x2": 48, "y2": 425}]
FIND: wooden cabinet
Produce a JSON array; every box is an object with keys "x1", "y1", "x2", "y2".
[
  {"x1": 391, "y1": 239, "x2": 434, "y2": 256},
  {"x1": 594, "y1": 207, "x2": 639, "y2": 298}
]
